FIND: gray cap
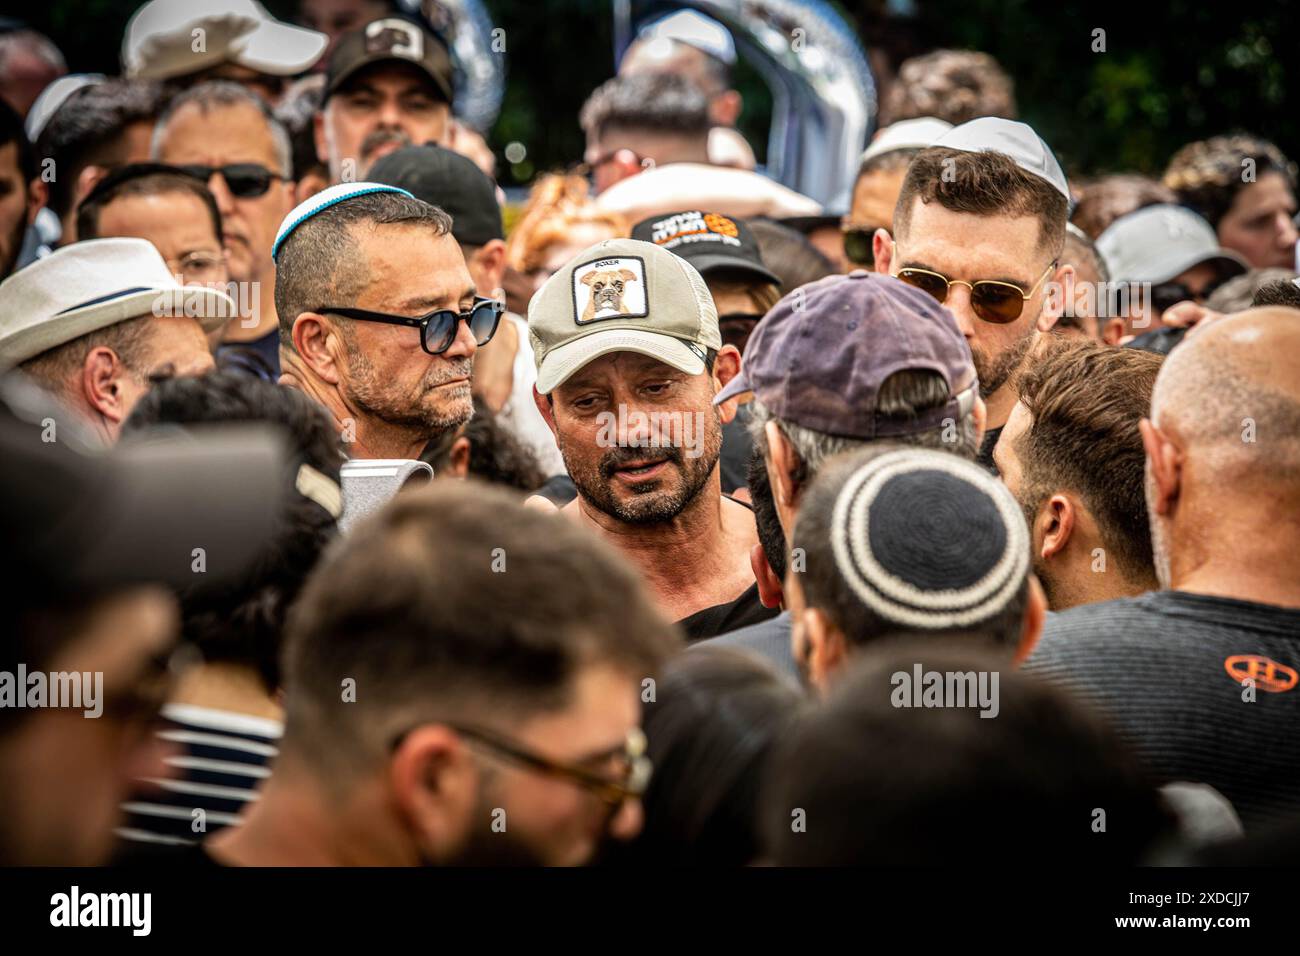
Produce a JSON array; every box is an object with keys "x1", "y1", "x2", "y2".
[
  {"x1": 931, "y1": 117, "x2": 1070, "y2": 200},
  {"x1": 713, "y1": 270, "x2": 977, "y2": 439},
  {"x1": 1096, "y1": 204, "x2": 1248, "y2": 285}
]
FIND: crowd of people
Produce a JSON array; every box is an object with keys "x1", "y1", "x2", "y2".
[{"x1": 1, "y1": 0, "x2": 1298, "y2": 869}]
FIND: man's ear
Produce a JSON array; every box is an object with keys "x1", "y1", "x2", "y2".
[
  {"x1": 1038, "y1": 494, "x2": 1076, "y2": 562},
  {"x1": 803, "y1": 606, "x2": 847, "y2": 694},
  {"x1": 711, "y1": 344, "x2": 742, "y2": 425},
  {"x1": 1140, "y1": 418, "x2": 1181, "y2": 517},
  {"x1": 26, "y1": 176, "x2": 45, "y2": 227},
  {"x1": 292, "y1": 312, "x2": 342, "y2": 385},
  {"x1": 1037, "y1": 263, "x2": 1074, "y2": 332},
  {"x1": 472, "y1": 239, "x2": 508, "y2": 300},
  {"x1": 873, "y1": 228, "x2": 894, "y2": 275},
  {"x1": 1101, "y1": 317, "x2": 1126, "y2": 347},
  {"x1": 710, "y1": 89, "x2": 742, "y2": 127},
  {"x1": 1014, "y1": 575, "x2": 1048, "y2": 665},
  {"x1": 80, "y1": 346, "x2": 134, "y2": 428},
  {"x1": 388, "y1": 725, "x2": 477, "y2": 865},
  {"x1": 448, "y1": 435, "x2": 472, "y2": 478},
  {"x1": 532, "y1": 386, "x2": 558, "y2": 439},
  {"x1": 750, "y1": 542, "x2": 784, "y2": 609}
]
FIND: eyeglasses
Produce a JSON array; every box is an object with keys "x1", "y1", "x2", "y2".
[
  {"x1": 393, "y1": 724, "x2": 652, "y2": 809},
  {"x1": 897, "y1": 261, "x2": 1057, "y2": 324},
  {"x1": 177, "y1": 163, "x2": 283, "y2": 198},
  {"x1": 842, "y1": 226, "x2": 878, "y2": 268},
  {"x1": 319, "y1": 297, "x2": 503, "y2": 355}
]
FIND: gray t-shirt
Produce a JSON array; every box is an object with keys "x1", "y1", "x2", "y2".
[{"x1": 1024, "y1": 590, "x2": 1300, "y2": 830}]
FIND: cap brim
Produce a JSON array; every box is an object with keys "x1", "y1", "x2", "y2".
[
  {"x1": 685, "y1": 253, "x2": 781, "y2": 287},
  {"x1": 327, "y1": 54, "x2": 452, "y2": 103},
  {"x1": 1128, "y1": 248, "x2": 1249, "y2": 285},
  {"x1": 536, "y1": 329, "x2": 705, "y2": 395},
  {"x1": 713, "y1": 370, "x2": 751, "y2": 406},
  {"x1": 72, "y1": 427, "x2": 285, "y2": 592},
  {"x1": 235, "y1": 20, "x2": 328, "y2": 75}
]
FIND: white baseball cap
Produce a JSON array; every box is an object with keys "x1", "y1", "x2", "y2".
[
  {"x1": 931, "y1": 117, "x2": 1070, "y2": 200},
  {"x1": 1097, "y1": 204, "x2": 1248, "y2": 285},
  {"x1": 860, "y1": 117, "x2": 953, "y2": 168},
  {"x1": 638, "y1": 10, "x2": 736, "y2": 66},
  {"x1": 123, "y1": 0, "x2": 327, "y2": 81},
  {"x1": 0, "y1": 238, "x2": 235, "y2": 369}
]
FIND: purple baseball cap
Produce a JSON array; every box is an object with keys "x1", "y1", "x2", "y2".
[{"x1": 714, "y1": 270, "x2": 977, "y2": 438}]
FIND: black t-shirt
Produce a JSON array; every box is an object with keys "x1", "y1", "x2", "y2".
[
  {"x1": 977, "y1": 425, "x2": 1003, "y2": 474},
  {"x1": 1025, "y1": 590, "x2": 1300, "y2": 829},
  {"x1": 216, "y1": 329, "x2": 281, "y2": 381},
  {"x1": 677, "y1": 582, "x2": 778, "y2": 642}
]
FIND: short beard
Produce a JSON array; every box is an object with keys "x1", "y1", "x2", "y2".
[
  {"x1": 443, "y1": 773, "x2": 550, "y2": 867},
  {"x1": 561, "y1": 408, "x2": 723, "y2": 524},
  {"x1": 342, "y1": 331, "x2": 472, "y2": 438},
  {"x1": 974, "y1": 327, "x2": 1035, "y2": 399}
]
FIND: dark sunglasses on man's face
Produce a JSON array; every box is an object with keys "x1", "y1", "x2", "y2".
[
  {"x1": 842, "y1": 227, "x2": 877, "y2": 268},
  {"x1": 177, "y1": 163, "x2": 283, "y2": 198},
  {"x1": 1148, "y1": 276, "x2": 1226, "y2": 314},
  {"x1": 897, "y1": 261, "x2": 1057, "y2": 324},
  {"x1": 320, "y1": 297, "x2": 503, "y2": 355}
]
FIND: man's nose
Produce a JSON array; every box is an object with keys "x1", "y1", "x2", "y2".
[
  {"x1": 443, "y1": 315, "x2": 478, "y2": 359},
  {"x1": 1277, "y1": 211, "x2": 1299, "y2": 248},
  {"x1": 208, "y1": 174, "x2": 236, "y2": 216},
  {"x1": 607, "y1": 797, "x2": 643, "y2": 842},
  {"x1": 377, "y1": 97, "x2": 404, "y2": 130},
  {"x1": 946, "y1": 284, "x2": 978, "y2": 337}
]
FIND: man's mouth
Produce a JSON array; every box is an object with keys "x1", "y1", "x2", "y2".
[{"x1": 610, "y1": 457, "x2": 672, "y2": 482}]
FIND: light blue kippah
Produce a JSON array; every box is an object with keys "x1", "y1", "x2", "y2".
[{"x1": 271, "y1": 182, "x2": 416, "y2": 261}]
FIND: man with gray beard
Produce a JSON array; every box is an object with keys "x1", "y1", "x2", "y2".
[
  {"x1": 528, "y1": 238, "x2": 769, "y2": 639},
  {"x1": 274, "y1": 182, "x2": 501, "y2": 459},
  {"x1": 1025, "y1": 308, "x2": 1300, "y2": 830}
]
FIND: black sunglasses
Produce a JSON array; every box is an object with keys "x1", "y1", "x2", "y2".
[
  {"x1": 320, "y1": 297, "x2": 503, "y2": 355},
  {"x1": 842, "y1": 226, "x2": 877, "y2": 268},
  {"x1": 178, "y1": 163, "x2": 283, "y2": 198},
  {"x1": 1148, "y1": 276, "x2": 1226, "y2": 314}
]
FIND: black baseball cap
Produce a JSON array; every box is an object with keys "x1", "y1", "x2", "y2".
[
  {"x1": 631, "y1": 210, "x2": 780, "y2": 286},
  {"x1": 324, "y1": 17, "x2": 454, "y2": 104},
  {"x1": 0, "y1": 373, "x2": 284, "y2": 601},
  {"x1": 368, "y1": 144, "x2": 503, "y2": 247}
]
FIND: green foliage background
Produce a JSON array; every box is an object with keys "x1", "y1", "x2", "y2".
[{"x1": 19, "y1": 0, "x2": 1297, "y2": 185}]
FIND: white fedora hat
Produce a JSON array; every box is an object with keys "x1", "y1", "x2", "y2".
[
  {"x1": 0, "y1": 238, "x2": 236, "y2": 369},
  {"x1": 122, "y1": 0, "x2": 327, "y2": 81}
]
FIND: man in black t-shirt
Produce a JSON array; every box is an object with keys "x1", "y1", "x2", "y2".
[{"x1": 1026, "y1": 308, "x2": 1300, "y2": 829}]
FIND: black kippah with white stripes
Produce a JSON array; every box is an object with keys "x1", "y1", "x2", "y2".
[{"x1": 830, "y1": 449, "x2": 1030, "y2": 630}]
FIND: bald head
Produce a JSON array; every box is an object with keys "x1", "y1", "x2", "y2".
[{"x1": 1152, "y1": 308, "x2": 1300, "y2": 480}]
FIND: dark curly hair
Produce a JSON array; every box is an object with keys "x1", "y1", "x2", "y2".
[
  {"x1": 1164, "y1": 133, "x2": 1298, "y2": 228},
  {"x1": 122, "y1": 372, "x2": 346, "y2": 691}
]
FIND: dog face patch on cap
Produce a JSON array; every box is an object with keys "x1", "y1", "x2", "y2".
[
  {"x1": 366, "y1": 18, "x2": 423, "y2": 59},
  {"x1": 571, "y1": 256, "x2": 648, "y2": 325}
]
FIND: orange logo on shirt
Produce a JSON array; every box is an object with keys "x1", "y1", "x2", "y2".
[{"x1": 1224, "y1": 655, "x2": 1298, "y2": 693}]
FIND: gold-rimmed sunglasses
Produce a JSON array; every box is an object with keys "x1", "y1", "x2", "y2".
[{"x1": 897, "y1": 261, "x2": 1057, "y2": 324}]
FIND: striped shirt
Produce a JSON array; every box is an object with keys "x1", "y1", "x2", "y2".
[{"x1": 117, "y1": 703, "x2": 281, "y2": 847}]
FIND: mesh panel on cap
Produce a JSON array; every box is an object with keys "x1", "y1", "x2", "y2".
[{"x1": 668, "y1": 251, "x2": 720, "y2": 347}]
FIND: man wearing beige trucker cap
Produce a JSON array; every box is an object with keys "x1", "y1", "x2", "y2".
[{"x1": 529, "y1": 238, "x2": 771, "y2": 640}]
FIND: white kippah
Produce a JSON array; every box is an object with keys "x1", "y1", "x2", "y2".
[
  {"x1": 272, "y1": 182, "x2": 415, "y2": 261},
  {"x1": 931, "y1": 117, "x2": 1070, "y2": 201}
]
